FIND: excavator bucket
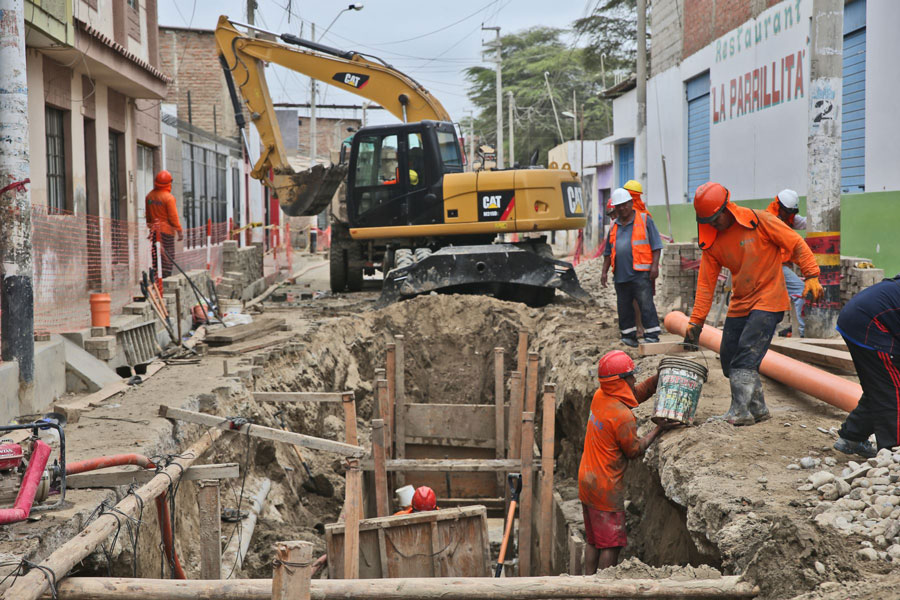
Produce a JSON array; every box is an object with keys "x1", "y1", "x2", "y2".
[
  {"x1": 377, "y1": 244, "x2": 592, "y2": 308},
  {"x1": 278, "y1": 163, "x2": 349, "y2": 216}
]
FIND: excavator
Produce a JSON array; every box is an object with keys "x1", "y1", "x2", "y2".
[{"x1": 214, "y1": 16, "x2": 589, "y2": 306}]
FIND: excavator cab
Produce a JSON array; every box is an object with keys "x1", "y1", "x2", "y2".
[{"x1": 348, "y1": 121, "x2": 461, "y2": 230}]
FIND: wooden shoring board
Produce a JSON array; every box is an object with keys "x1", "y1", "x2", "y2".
[
  {"x1": 66, "y1": 463, "x2": 239, "y2": 488},
  {"x1": 205, "y1": 317, "x2": 286, "y2": 346},
  {"x1": 638, "y1": 342, "x2": 691, "y2": 356},
  {"x1": 768, "y1": 339, "x2": 855, "y2": 372},
  {"x1": 208, "y1": 335, "x2": 294, "y2": 356},
  {"x1": 797, "y1": 337, "x2": 848, "y2": 350},
  {"x1": 252, "y1": 391, "x2": 345, "y2": 403},
  {"x1": 404, "y1": 403, "x2": 505, "y2": 445},
  {"x1": 360, "y1": 458, "x2": 528, "y2": 472},
  {"x1": 159, "y1": 405, "x2": 366, "y2": 457}
]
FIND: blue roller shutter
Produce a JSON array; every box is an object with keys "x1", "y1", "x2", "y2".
[
  {"x1": 686, "y1": 72, "x2": 710, "y2": 201},
  {"x1": 841, "y1": 0, "x2": 866, "y2": 193},
  {"x1": 617, "y1": 142, "x2": 634, "y2": 187}
]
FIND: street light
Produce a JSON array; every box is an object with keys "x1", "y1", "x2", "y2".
[
  {"x1": 561, "y1": 110, "x2": 577, "y2": 143},
  {"x1": 319, "y1": 4, "x2": 364, "y2": 41}
]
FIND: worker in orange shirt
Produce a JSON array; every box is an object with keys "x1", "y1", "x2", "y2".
[
  {"x1": 145, "y1": 170, "x2": 183, "y2": 278},
  {"x1": 623, "y1": 179, "x2": 647, "y2": 213},
  {"x1": 578, "y1": 351, "x2": 668, "y2": 573},
  {"x1": 765, "y1": 189, "x2": 808, "y2": 336},
  {"x1": 683, "y1": 182, "x2": 823, "y2": 425}
]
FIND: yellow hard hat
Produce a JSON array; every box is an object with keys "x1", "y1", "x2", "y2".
[{"x1": 624, "y1": 180, "x2": 642, "y2": 194}]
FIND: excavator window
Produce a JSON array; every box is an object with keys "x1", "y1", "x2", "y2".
[{"x1": 436, "y1": 130, "x2": 463, "y2": 172}]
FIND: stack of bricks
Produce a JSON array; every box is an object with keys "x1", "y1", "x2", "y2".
[
  {"x1": 840, "y1": 256, "x2": 885, "y2": 304},
  {"x1": 657, "y1": 243, "x2": 702, "y2": 316},
  {"x1": 218, "y1": 241, "x2": 264, "y2": 299}
]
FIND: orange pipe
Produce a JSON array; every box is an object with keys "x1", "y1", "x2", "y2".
[{"x1": 664, "y1": 311, "x2": 861, "y2": 413}]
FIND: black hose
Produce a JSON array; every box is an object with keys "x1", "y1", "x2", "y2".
[{"x1": 158, "y1": 245, "x2": 224, "y2": 325}]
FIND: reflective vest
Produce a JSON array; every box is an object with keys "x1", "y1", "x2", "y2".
[{"x1": 610, "y1": 211, "x2": 653, "y2": 272}]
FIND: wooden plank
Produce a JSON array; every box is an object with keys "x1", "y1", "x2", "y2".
[
  {"x1": 198, "y1": 480, "x2": 222, "y2": 580},
  {"x1": 404, "y1": 436, "x2": 496, "y2": 449},
  {"x1": 507, "y1": 372, "x2": 523, "y2": 460},
  {"x1": 518, "y1": 412, "x2": 535, "y2": 577},
  {"x1": 405, "y1": 403, "x2": 497, "y2": 443},
  {"x1": 66, "y1": 463, "x2": 240, "y2": 488},
  {"x1": 404, "y1": 444, "x2": 499, "y2": 500},
  {"x1": 159, "y1": 405, "x2": 365, "y2": 457},
  {"x1": 386, "y1": 343, "x2": 396, "y2": 454},
  {"x1": 372, "y1": 419, "x2": 390, "y2": 518},
  {"x1": 430, "y1": 520, "x2": 441, "y2": 577},
  {"x1": 344, "y1": 463, "x2": 362, "y2": 579},
  {"x1": 516, "y1": 331, "x2": 528, "y2": 377},
  {"x1": 272, "y1": 540, "x2": 313, "y2": 600},
  {"x1": 377, "y1": 380, "x2": 392, "y2": 455},
  {"x1": 208, "y1": 335, "x2": 294, "y2": 356},
  {"x1": 205, "y1": 318, "x2": 286, "y2": 346},
  {"x1": 798, "y1": 337, "x2": 848, "y2": 350},
  {"x1": 768, "y1": 339, "x2": 856, "y2": 372},
  {"x1": 637, "y1": 342, "x2": 690, "y2": 356},
  {"x1": 568, "y1": 533, "x2": 584, "y2": 575},
  {"x1": 395, "y1": 335, "x2": 406, "y2": 489},
  {"x1": 494, "y1": 347, "x2": 506, "y2": 492},
  {"x1": 524, "y1": 353, "x2": 539, "y2": 413},
  {"x1": 326, "y1": 506, "x2": 489, "y2": 535},
  {"x1": 377, "y1": 528, "x2": 390, "y2": 578},
  {"x1": 252, "y1": 392, "x2": 344, "y2": 403},
  {"x1": 53, "y1": 360, "x2": 166, "y2": 424},
  {"x1": 361, "y1": 459, "x2": 527, "y2": 472},
  {"x1": 538, "y1": 385, "x2": 556, "y2": 576}
]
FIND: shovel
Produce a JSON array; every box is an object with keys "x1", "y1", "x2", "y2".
[
  {"x1": 494, "y1": 472, "x2": 523, "y2": 577},
  {"x1": 274, "y1": 410, "x2": 333, "y2": 497}
]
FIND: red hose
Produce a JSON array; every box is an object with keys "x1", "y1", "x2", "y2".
[
  {"x1": 65, "y1": 453, "x2": 186, "y2": 578},
  {"x1": 664, "y1": 311, "x2": 861, "y2": 412},
  {"x1": 0, "y1": 440, "x2": 52, "y2": 525}
]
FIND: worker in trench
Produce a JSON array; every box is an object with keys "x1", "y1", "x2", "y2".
[
  {"x1": 601, "y1": 188, "x2": 664, "y2": 347},
  {"x1": 765, "y1": 189, "x2": 809, "y2": 337},
  {"x1": 832, "y1": 274, "x2": 900, "y2": 459},
  {"x1": 578, "y1": 350, "x2": 671, "y2": 573},
  {"x1": 682, "y1": 182, "x2": 823, "y2": 425}
]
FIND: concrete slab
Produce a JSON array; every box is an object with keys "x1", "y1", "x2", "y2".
[
  {"x1": 60, "y1": 328, "x2": 94, "y2": 349},
  {"x1": 27, "y1": 339, "x2": 66, "y2": 416},
  {"x1": 0, "y1": 361, "x2": 19, "y2": 424},
  {"x1": 56, "y1": 335, "x2": 121, "y2": 393}
]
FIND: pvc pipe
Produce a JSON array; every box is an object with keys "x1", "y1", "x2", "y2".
[
  {"x1": 663, "y1": 311, "x2": 860, "y2": 413},
  {"x1": 0, "y1": 440, "x2": 51, "y2": 524},
  {"x1": 67, "y1": 453, "x2": 156, "y2": 474}
]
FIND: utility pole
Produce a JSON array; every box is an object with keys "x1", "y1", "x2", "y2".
[
  {"x1": 0, "y1": 0, "x2": 35, "y2": 409},
  {"x1": 635, "y1": 0, "x2": 647, "y2": 189},
  {"x1": 482, "y1": 26, "x2": 503, "y2": 169},
  {"x1": 805, "y1": 0, "x2": 844, "y2": 338},
  {"x1": 507, "y1": 92, "x2": 514, "y2": 167},
  {"x1": 468, "y1": 112, "x2": 476, "y2": 172},
  {"x1": 310, "y1": 23, "x2": 317, "y2": 166},
  {"x1": 246, "y1": 0, "x2": 256, "y2": 24},
  {"x1": 571, "y1": 91, "x2": 577, "y2": 142}
]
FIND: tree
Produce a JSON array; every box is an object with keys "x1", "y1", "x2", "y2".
[
  {"x1": 574, "y1": 0, "x2": 642, "y2": 76},
  {"x1": 464, "y1": 27, "x2": 612, "y2": 167}
]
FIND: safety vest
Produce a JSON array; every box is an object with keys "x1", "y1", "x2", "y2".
[{"x1": 610, "y1": 211, "x2": 653, "y2": 272}]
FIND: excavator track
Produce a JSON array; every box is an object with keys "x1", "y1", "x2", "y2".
[{"x1": 377, "y1": 244, "x2": 591, "y2": 308}]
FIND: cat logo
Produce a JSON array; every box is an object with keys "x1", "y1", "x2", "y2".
[
  {"x1": 332, "y1": 72, "x2": 370, "y2": 89},
  {"x1": 562, "y1": 183, "x2": 584, "y2": 217},
  {"x1": 482, "y1": 195, "x2": 501, "y2": 209}
]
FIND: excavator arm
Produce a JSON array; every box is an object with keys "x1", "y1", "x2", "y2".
[{"x1": 214, "y1": 16, "x2": 452, "y2": 215}]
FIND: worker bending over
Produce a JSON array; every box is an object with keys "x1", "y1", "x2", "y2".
[
  {"x1": 145, "y1": 170, "x2": 183, "y2": 278},
  {"x1": 578, "y1": 351, "x2": 668, "y2": 573},
  {"x1": 833, "y1": 274, "x2": 900, "y2": 458},
  {"x1": 601, "y1": 188, "x2": 664, "y2": 346},
  {"x1": 766, "y1": 189, "x2": 808, "y2": 336},
  {"x1": 683, "y1": 182, "x2": 822, "y2": 425}
]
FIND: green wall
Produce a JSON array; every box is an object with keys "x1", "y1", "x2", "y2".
[{"x1": 647, "y1": 191, "x2": 900, "y2": 277}]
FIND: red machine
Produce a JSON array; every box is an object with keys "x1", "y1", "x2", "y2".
[{"x1": 0, "y1": 419, "x2": 66, "y2": 525}]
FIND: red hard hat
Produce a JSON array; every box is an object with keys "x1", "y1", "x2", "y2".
[
  {"x1": 693, "y1": 182, "x2": 730, "y2": 249},
  {"x1": 597, "y1": 350, "x2": 635, "y2": 380},
  {"x1": 412, "y1": 486, "x2": 437, "y2": 511},
  {"x1": 155, "y1": 170, "x2": 173, "y2": 186}
]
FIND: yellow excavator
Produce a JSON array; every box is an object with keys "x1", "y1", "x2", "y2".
[{"x1": 215, "y1": 16, "x2": 589, "y2": 305}]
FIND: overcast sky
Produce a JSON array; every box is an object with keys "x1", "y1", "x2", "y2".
[{"x1": 157, "y1": 0, "x2": 594, "y2": 126}]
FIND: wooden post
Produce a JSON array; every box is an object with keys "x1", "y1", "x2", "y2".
[
  {"x1": 174, "y1": 287, "x2": 183, "y2": 342},
  {"x1": 377, "y1": 379, "x2": 391, "y2": 455},
  {"x1": 494, "y1": 347, "x2": 506, "y2": 493},
  {"x1": 198, "y1": 479, "x2": 222, "y2": 579},
  {"x1": 372, "y1": 418, "x2": 389, "y2": 517},
  {"x1": 342, "y1": 392, "x2": 358, "y2": 446},
  {"x1": 524, "y1": 352, "x2": 539, "y2": 413},
  {"x1": 344, "y1": 460, "x2": 362, "y2": 579},
  {"x1": 516, "y1": 330, "x2": 528, "y2": 376},
  {"x1": 568, "y1": 534, "x2": 584, "y2": 575},
  {"x1": 386, "y1": 342, "x2": 396, "y2": 446},
  {"x1": 507, "y1": 372, "x2": 523, "y2": 460},
  {"x1": 539, "y1": 384, "x2": 556, "y2": 576},
  {"x1": 394, "y1": 335, "x2": 406, "y2": 486},
  {"x1": 272, "y1": 540, "x2": 313, "y2": 600},
  {"x1": 518, "y1": 412, "x2": 535, "y2": 577}
]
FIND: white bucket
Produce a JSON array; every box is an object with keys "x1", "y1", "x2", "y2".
[{"x1": 395, "y1": 485, "x2": 415, "y2": 507}]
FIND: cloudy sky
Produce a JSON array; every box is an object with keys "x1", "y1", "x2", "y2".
[{"x1": 158, "y1": 0, "x2": 594, "y2": 126}]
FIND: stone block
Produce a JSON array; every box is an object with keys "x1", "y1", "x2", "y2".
[
  {"x1": 56, "y1": 335, "x2": 120, "y2": 393},
  {"x1": 84, "y1": 336, "x2": 116, "y2": 360},
  {"x1": 30, "y1": 339, "x2": 66, "y2": 415}
]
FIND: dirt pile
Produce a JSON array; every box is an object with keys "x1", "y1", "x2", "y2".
[{"x1": 593, "y1": 556, "x2": 722, "y2": 580}]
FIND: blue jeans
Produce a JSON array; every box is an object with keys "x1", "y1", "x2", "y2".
[
  {"x1": 720, "y1": 310, "x2": 783, "y2": 377},
  {"x1": 782, "y1": 265, "x2": 805, "y2": 336},
  {"x1": 614, "y1": 275, "x2": 660, "y2": 340}
]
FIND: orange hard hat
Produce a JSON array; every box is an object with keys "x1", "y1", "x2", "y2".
[
  {"x1": 693, "y1": 182, "x2": 730, "y2": 250},
  {"x1": 412, "y1": 486, "x2": 437, "y2": 511},
  {"x1": 597, "y1": 350, "x2": 635, "y2": 380},
  {"x1": 155, "y1": 170, "x2": 173, "y2": 186}
]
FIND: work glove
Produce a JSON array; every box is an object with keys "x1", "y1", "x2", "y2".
[
  {"x1": 803, "y1": 276, "x2": 824, "y2": 302},
  {"x1": 683, "y1": 322, "x2": 703, "y2": 349}
]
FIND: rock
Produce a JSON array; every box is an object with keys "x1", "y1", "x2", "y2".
[
  {"x1": 814, "y1": 561, "x2": 826, "y2": 575},
  {"x1": 875, "y1": 503, "x2": 895, "y2": 519},
  {"x1": 812, "y1": 502, "x2": 833, "y2": 517},
  {"x1": 894, "y1": 454, "x2": 900, "y2": 463},
  {"x1": 835, "y1": 478, "x2": 852, "y2": 498},
  {"x1": 322, "y1": 414, "x2": 344, "y2": 440},
  {"x1": 825, "y1": 457, "x2": 837, "y2": 467},
  {"x1": 787, "y1": 463, "x2": 801, "y2": 470},
  {"x1": 868, "y1": 457, "x2": 881, "y2": 467},
  {"x1": 809, "y1": 471, "x2": 835, "y2": 487},
  {"x1": 872, "y1": 477, "x2": 891, "y2": 486},
  {"x1": 798, "y1": 483, "x2": 814, "y2": 492},
  {"x1": 878, "y1": 448, "x2": 893, "y2": 461},
  {"x1": 819, "y1": 483, "x2": 840, "y2": 501},
  {"x1": 853, "y1": 478, "x2": 871, "y2": 489},
  {"x1": 757, "y1": 476, "x2": 768, "y2": 484},
  {"x1": 876, "y1": 535, "x2": 889, "y2": 549},
  {"x1": 884, "y1": 519, "x2": 900, "y2": 540},
  {"x1": 834, "y1": 515, "x2": 852, "y2": 531},
  {"x1": 865, "y1": 506, "x2": 878, "y2": 519},
  {"x1": 839, "y1": 498, "x2": 866, "y2": 511},
  {"x1": 860, "y1": 540, "x2": 874, "y2": 548},
  {"x1": 801, "y1": 456, "x2": 821, "y2": 469},
  {"x1": 849, "y1": 460, "x2": 861, "y2": 471},
  {"x1": 888, "y1": 545, "x2": 900, "y2": 560},
  {"x1": 857, "y1": 548, "x2": 879, "y2": 561},
  {"x1": 868, "y1": 467, "x2": 890, "y2": 478},
  {"x1": 850, "y1": 488, "x2": 865, "y2": 500}
]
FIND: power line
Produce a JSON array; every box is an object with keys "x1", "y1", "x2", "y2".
[{"x1": 371, "y1": 0, "x2": 499, "y2": 45}]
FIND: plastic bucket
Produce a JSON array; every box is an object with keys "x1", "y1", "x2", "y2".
[
  {"x1": 395, "y1": 484, "x2": 415, "y2": 508},
  {"x1": 653, "y1": 357, "x2": 708, "y2": 426},
  {"x1": 89, "y1": 293, "x2": 111, "y2": 327}
]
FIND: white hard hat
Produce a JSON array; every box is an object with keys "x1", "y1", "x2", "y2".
[
  {"x1": 776, "y1": 189, "x2": 799, "y2": 210},
  {"x1": 610, "y1": 188, "x2": 632, "y2": 206}
]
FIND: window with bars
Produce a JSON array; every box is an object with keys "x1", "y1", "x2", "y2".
[
  {"x1": 182, "y1": 142, "x2": 230, "y2": 247},
  {"x1": 45, "y1": 106, "x2": 67, "y2": 213},
  {"x1": 109, "y1": 132, "x2": 123, "y2": 221}
]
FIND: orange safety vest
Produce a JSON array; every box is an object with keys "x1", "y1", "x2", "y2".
[{"x1": 609, "y1": 211, "x2": 653, "y2": 272}]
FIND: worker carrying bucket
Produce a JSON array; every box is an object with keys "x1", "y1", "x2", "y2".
[
  {"x1": 683, "y1": 182, "x2": 823, "y2": 426},
  {"x1": 578, "y1": 351, "x2": 674, "y2": 573}
]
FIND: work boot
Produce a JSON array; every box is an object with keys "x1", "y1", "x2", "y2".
[
  {"x1": 834, "y1": 437, "x2": 877, "y2": 459},
  {"x1": 620, "y1": 336, "x2": 639, "y2": 348},
  {"x1": 708, "y1": 368, "x2": 755, "y2": 426},
  {"x1": 747, "y1": 372, "x2": 770, "y2": 423}
]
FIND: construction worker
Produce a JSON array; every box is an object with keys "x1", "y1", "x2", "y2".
[
  {"x1": 394, "y1": 485, "x2": 438, "y2": 515},
  {"x1": 145, "y1": 170, "x2": 183, "y2": 278},
  {"x1": 683, "y1": 182, "x2": 823, "y2": 425},
  {"x1": 380, "y1": 148, "x2": 419, "y2": 186},
  {"x1": 623, "y1": 179, "x2": 647, "y2": 213},
  {"x1": 833, "y1": 274, "x2": 900, "y2": 458},
  {"x1": 601, "y1": 188, "x2": 663, "y2": 346},
  {"x1": 578, "y1": 350, "x2": 667, "y2": 573},
  {"x1": 766, "y1": 189, "x2": 808, "y2": 336}
]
